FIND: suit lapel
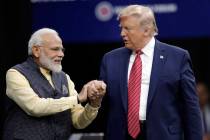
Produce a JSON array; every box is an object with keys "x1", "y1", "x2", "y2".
[
  {"x1": 120, "y1": 48, "x2": 132, "y2": 114},
  {"x1": 147, "y1": 40, "x2": 167, "y2": 113}
]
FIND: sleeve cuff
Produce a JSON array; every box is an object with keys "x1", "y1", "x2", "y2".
[
  {"x1": 67, "y1": 95, "x2": 78, "y2": 108},
  {"x1": 85, "y1": 103, "x2": 100, "y2": 112},
  {"x1": 73, "y1": 95, "x2": 79, "y2": 105}
]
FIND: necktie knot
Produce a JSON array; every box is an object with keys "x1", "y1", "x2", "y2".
[{"x1": 136, "y1": 50, "x2": 142, "y2": 55}]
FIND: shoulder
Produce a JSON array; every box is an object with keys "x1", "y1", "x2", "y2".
[
  {"x1": 6, "y1": 68, "x2": 29, "y2": 87},
  {"x1": 103, "y1": 47, "x2": 131, "y2": 58},
  {"x1": 156, "y1": 40, "x2": 192, "y2": 64},
  {"x1": 156, "y1": 40, "x2": 188, "y2": 55},
  {"x1": 6, "y1": 68, "x2": 23, "y2": 77}
]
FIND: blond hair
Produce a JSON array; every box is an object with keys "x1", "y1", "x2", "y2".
[{"x1": 118, "y1": 5, "x2": 158, "y2": 36}]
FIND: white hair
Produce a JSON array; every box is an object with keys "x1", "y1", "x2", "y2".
[{"x1": 28, "y1": 28, "x2": 59, "y2": 55}]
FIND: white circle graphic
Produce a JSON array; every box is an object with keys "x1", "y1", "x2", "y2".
[{"x1": 95, "y1": 1, "x2": 113, "y2": 22}]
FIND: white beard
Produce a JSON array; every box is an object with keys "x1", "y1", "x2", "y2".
[{"x1": 39, "y1": 51, "x2": 62, "y2": 73}]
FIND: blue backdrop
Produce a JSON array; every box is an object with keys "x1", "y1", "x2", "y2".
[{"x1": 31, "y1": 0, "x2": 210, "y2": 43}]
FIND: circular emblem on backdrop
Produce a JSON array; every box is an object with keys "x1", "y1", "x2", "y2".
[{"x1": 95, "y1": 1, "x2": 114, "y2": 22}]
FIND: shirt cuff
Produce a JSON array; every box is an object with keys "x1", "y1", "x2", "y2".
[
  {"x1": 62, "y1": 95, "x2": 78, "y2": 110},
  {"x1": 71, "y1": 95, "x2": 78, "y2": 106},
  {"x1": 85, "y1": 103, "x2": 100, "y2": 112}
]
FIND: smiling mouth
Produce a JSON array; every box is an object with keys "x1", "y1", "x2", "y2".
[{"x1": 54, "y1": 60, "x2": 62, "y2": 64}]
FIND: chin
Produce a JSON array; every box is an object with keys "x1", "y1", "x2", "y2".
[
  {"x1": 50, "y1": 65, "x2": 62, "y2": 73},
  {"x1": 124, "y1": 45, "x2": 131, "y2": 49}
]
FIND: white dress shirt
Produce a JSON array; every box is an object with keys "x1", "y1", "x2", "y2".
[{"x1": 127, "y1": 37, "x2": 155, "y2": 120}]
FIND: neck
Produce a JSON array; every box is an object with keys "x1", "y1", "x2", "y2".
[{"x1": 135, "y1": 37, "x2": 153, "y2": 51}]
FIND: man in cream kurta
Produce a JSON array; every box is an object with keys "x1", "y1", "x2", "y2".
[
  {"x1": 3, "y1": 28, "x2": 106, "y2": 140},
  {"x1": 6, "y1": 68, "x2": 101, "y2": 128}
]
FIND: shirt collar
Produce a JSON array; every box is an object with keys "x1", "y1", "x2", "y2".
[
  {"x1": 40, "y1": 67, "x2": 51, "y2": 76},
  {"x1": 141, "y1": 37, "x2": 155, "y2": 57}
]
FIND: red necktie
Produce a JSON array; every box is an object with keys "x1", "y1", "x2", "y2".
[{"x1": 128, "y1": 51, "x2": 142, "y2": 139}]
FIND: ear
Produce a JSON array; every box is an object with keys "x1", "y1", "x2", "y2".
[
  {"x1": 143, "y1": 28, "x2": 151, "y2": 36},
  {"x1": 32, "y1": 46, "x2": 41, "y2": 58}
]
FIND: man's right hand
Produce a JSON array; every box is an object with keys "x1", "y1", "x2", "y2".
[
  {"x1": 77, "y1": 83, "x2": 89, "y2": 103},
  {"x1": 77, "y1": 80, "x2": 106, "y2": 104},
  {"x1": 87, "y1": 80, "x2": 106, "y2": 107}
]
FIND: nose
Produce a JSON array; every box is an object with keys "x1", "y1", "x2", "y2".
[
  {"x1": 121, "y1": 28, "x2": 126, "y2": 37},
  {"x1": 58, "y1": 49, "x2": 64, "y2": 57}
]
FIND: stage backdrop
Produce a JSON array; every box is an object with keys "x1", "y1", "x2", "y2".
[{"x1": 31, "y1": 0, "x2": 210, "y2": 43}]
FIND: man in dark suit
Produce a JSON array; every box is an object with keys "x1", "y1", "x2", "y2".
[{"x1": 99, "y1": 5, "x2": 202, "y2": 140}]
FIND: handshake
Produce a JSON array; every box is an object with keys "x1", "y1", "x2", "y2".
[{"x1": 77, "y1": 80, "x2": 106, "y2": 107}]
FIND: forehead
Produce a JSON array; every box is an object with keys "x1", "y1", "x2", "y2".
[
  {"x1": 42, "y1": 33, "x2": 62, "y2": 45},
  {"x1": 119, "y1": 16, "x2": 140, "y2": 26}
]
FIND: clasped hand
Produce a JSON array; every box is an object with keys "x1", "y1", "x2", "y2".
[{"x1": 78, "y1": 80, "x2": 106, "y2": 107}]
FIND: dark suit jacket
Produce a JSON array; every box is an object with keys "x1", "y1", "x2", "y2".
[{"x1": 99, "y1": 40, "x2": 202, "y2": 140}]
